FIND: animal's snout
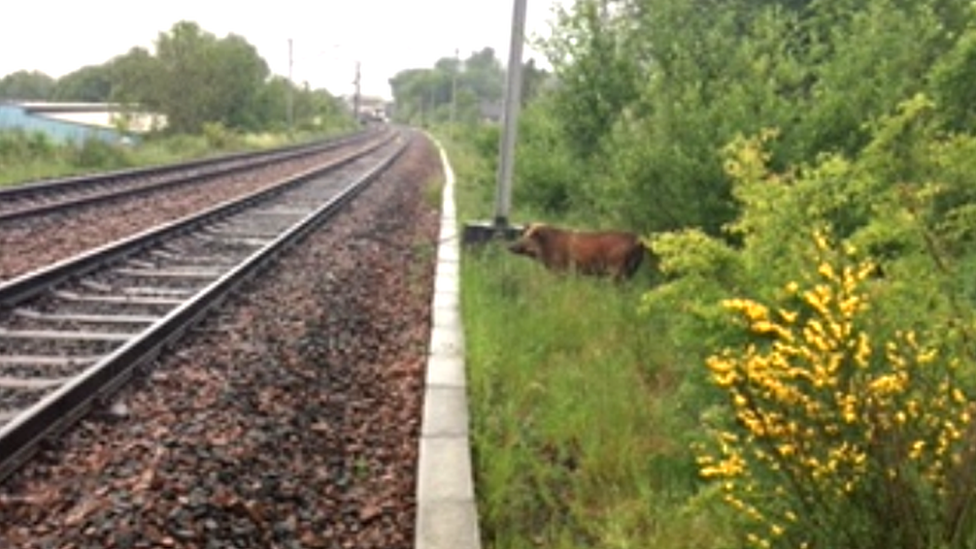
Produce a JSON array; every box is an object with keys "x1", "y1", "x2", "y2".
[{"x1": 508, "y1": 238, "x2": 535, "y2": 257}]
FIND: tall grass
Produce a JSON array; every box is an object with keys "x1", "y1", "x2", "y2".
[
  {"x1": 443, "y1": 126, "x2": 734, "y2": 548},
  {"x1": 0, "y1": 126, "x2": 352, "y2": 188},
  {"x1": 462, "y1": 243, "x2": 734, "y2": 549}
]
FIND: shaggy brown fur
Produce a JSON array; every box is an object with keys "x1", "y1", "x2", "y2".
[{"x1": 507, "y1": 223, "x2": 646, "y2": 281}]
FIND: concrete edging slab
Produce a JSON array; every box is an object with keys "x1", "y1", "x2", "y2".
[{"x1": 414, "y1": 135, "x2": 481, "y2": 549}]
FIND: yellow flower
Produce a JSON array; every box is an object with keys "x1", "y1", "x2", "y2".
[
  {"x1": 909, "y1": 440, "x2": 925, "y2": 460},
  {"x1": 839, "y1": 296, "x2": 860, "y2": 317},
  {"x1": 818, "y1": 262, "x2": 836, "y2": 281},
  {"x1": 700, "y1": 466, "x2": 723, "y2": 478},
  {"x1": 854, "y1": 332, "x2": 871, "y2": 367},
  {"x1": 869, "y1": 374, "x2": 905, "y2": 396},
  {"x1": 707, "y1": 356, "x2": 735, "y2": 374},
  {"x1": 701, "y1": 229, "x2": 973, "y2": 540},
  {"x1": 814, "y1": 231, "x2": 830, "y2": 251},
  {"x1": 778, "y1": 308, "x2": 798, "y2": 324},
  {"x1": 918, "y1": 348, "x2": 938, "y2": 364}
]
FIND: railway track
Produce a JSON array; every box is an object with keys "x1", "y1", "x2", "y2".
[
  {"x1": 0, "y1": 128, "x2": 380, "y2": 224},
  {"x1": 0, "y1": 129, "x2": 409, "y2": 483}
]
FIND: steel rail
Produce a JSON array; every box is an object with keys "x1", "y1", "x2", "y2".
[
  {"x1": 0, "y1": 128, "x2": 386, "y2": 223},
  {"x1": 0, "y1": 132, "x2": 395, "y2": 308},
  {"x1": 0, "y1": 130, "x2": 409, "y2": 482},
  {"x1": 0, "y1": 128, "x2": 373, "y2": 200}
]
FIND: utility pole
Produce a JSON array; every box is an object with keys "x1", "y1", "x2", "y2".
[
  {"x1": 353, "y1": 61, "x2": 361, "y2": 123},
  {"x1": 450, "y1": 48, "x2": 459, "y2": 137},
  {"x1": 493, "y1": 0, "x2": 528, "y2": 229},
  {"x1": 287, "y1": 38, "x2": 294, "y2": 133},
  {"x1": 460, "y1": 0, "x2": 528, "y2": 245}
]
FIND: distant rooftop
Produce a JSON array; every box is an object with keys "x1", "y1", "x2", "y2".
[{"x1": 3, "y1": 101, "x2": 165, "y2": 133}]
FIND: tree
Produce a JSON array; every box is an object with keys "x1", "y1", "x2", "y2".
[
  {"x1": 146, "y1": 21, "x2": 269, "y2": 133},
  {"x1": 210, "y1": 34, "x2": 271, "y2": 130},
  {"x1": 53, "y1": 65, "x2": 113, "y2": 102},
  {"x1": 108, "y1": 47, "x2": 157, "y2": 105},
  {"x1": 515, "y1": 0, "x2": 976, "y2": 234},
  {"x1": 461, "y1": 47, "x2": 505, "y2": 103},
  {"x1": 388, "y1": 48, "x2": 516, "y2": 125},
  {"x1": 521, "y1": 58, "x2": 551, "y2": 105},
  {"x1": 0, "y1": 70, "x2": 56, "y2": 101}
]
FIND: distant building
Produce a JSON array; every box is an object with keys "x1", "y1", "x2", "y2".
[
  {"x1": 0, "y1": 102, "x2": 165, "y2": 145},
  {"x1": 479, "y1": 100, "x2": 503, "y2": 123},
  {"x1": 347, "y1": 95, "x2": 390, "y2": 124}
]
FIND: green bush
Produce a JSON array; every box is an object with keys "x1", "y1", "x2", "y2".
[
  {"x1": 698, "y1": 231, "x2": 975, "y2": 549},
  {"x1": 639, "y1": 94, "x2": 976, "y2": 548},
  {"x1": 202, "y1": 121, "x2": 242, "y2": 150},
  {"x1": 72, "y1": 138, "x2": 131, "y2": 169},
  {"x1": 512, "y1": 98, "x2": 586, "y2": 215}
]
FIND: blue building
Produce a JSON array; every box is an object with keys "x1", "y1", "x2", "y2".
[{"x1": 0, "y1": 102, "x2": 163, "y2": 145}]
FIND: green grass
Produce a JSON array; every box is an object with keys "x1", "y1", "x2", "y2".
[
  {"x1": 437, "y1": 126, "x2": 735, "y2": 548},
  {"x1": 461, "y1": 244, "x2": 731, "y2": 549},
  {"x1": 0, "y1": 126, "x2": 355, "y2": 188}
]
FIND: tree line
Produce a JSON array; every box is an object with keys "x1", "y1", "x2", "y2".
[
  {"x1": 512, "y1": 0, "x2": 976, "y2": 235},
  {"x1": 0, "y1": 21, "x2": 350, "y2": 134},
  {"x1": 387, "y1": 47, "x2": 550, "y2": 126}
]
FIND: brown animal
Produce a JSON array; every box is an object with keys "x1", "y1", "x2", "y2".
[{"x1": 507, "y1": 223, "x2": 647, "y2": 281}]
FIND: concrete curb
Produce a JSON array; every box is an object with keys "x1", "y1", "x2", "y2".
[{"x1": 414, "y1": 136, "x2": 481, "y2": 549}]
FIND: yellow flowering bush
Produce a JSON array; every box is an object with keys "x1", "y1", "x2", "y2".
[{"x1": 697, "y1": 230, "x2": 975, "y2": 549}]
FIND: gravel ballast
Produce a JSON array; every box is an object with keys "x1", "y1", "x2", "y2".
[{"x1": 0, "y1": 132, "x2": 443, "y2": 549}]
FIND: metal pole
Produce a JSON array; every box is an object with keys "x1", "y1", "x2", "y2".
[
  {"x1": 287, "y1": 38, "x2": 294, "y2": 133},
  {"x1": 450, "y1": 48, "x2": 459, "y2": 137},
  {"x1": 353, "y1": 61, "x2": 361, "y2": 122},
  {"x1": 493, "y1": 0, "x2": 527, "y2": 228}
]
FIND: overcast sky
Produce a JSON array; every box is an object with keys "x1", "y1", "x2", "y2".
[{"x1": 0, "y1": 1, "x2": 566, "y2": 100}]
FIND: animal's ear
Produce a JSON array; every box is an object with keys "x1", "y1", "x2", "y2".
[{"x1": 524, "y1": 222, "x2": 543, "y2": 239}]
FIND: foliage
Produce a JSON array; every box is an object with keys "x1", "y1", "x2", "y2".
[
  {"x1": 388, "y1": 48, "x2": 549, "y2": 126},
  {"x1": 0, "y1": 129, "x2": 53, "y2": 160},
  {"x1": 788, "y1": 0, "x2": 947, "y2": 159},
  {"x1": 461, "y1": 243, "x2": 713, "y2": 549},
  {"x1": 632, "y1": 90, "x2": 976, "y2": 547},
  {"x1": 543, "y1": 0, "x2": 640, "y2": 161},
  {"x1": 510, "y1": 96, "x2": 585, "y2": 215},
  {"x1": 698, "y1": 231, "x2": 976, "y2": 549},
  {"x1": 1, "y1": 21, "x2": 355, "y2": 136},
  {"x1": 434, "y1": 0, "x2": 976, "y2": 546},
  {"x1": 71, "y1": 138, "x2": 131, "y2": 169},
  {"x1": 930, "y1": 27, "x2": 976, "y2": 133},
  {"x1": 52, "y1": 65, "x2": 113, "y2": 102},
  {"x1": 0, "y1": 70, "x2": 56, "y2": 100},
  {"x1": 510, "y1": 0, "x2": 976, "y2": 236},
  {"x1": 201, "y1": 122, "x2": 241, "y2": 150},
  {"x1": 0, "y1": 125, "x2": 351, "y2": 188},
  {"x1": 138, "y1": 22, "x2": 271, "y2": 133}
]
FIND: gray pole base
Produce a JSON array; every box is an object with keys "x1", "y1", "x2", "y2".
[{"x1": 461, "y1": 220, "x2": 523, "y2": 247}]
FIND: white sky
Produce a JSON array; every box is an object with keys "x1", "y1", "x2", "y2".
[{"x1": 0, "y1": 1, "x2": 567, "y2": 100}]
